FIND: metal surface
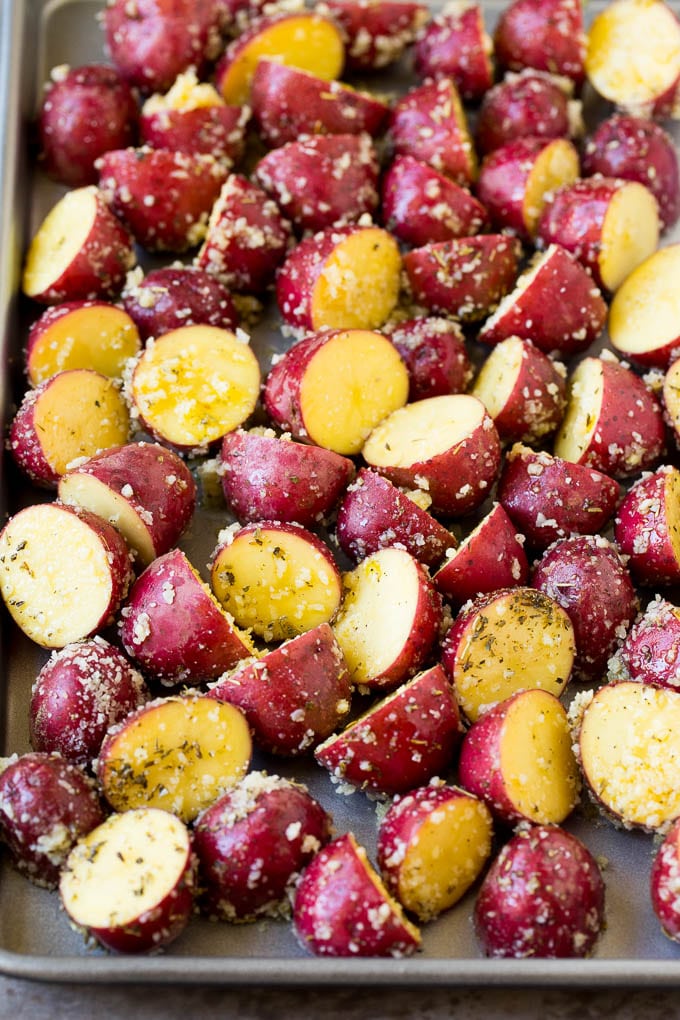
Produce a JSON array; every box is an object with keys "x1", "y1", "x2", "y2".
[{"x1": 2, "y1": 0, "x2": 680, "y2": 986}]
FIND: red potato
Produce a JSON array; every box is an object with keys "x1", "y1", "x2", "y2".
[
  {"x1": 380, "y1": 156, "x2": 488, "y2": 248},
  {"x1": 97, "y1": 694, "x2": 252, "y2": 822},
  {"x1": 583, "y1": 115, "x2": 680, "y2": 232},
  {"x1": 609, "y1": 595, "x2": 680, "y2": 690},
  {"x1": 553, "y1": 354, "x2": 666, "y2": 479},
  {"x1": 477, "y1": 136, "x2": 580, "y2": 242},
  {"x1": 497, "y1": 444, "x2": 620, "y2": 550},
  {"x1": 195, "y1": 175, "x2": 292, "y2": 295},
  {"x1": 361, "y1": 394, "x2": 502, "y2": 517},
  {"x1": 58, "y1": 441, "x2": 196, "y2": 567},
  {"x1": 25, "y1": 300, "x2": 141, "y2": 385},
  {"x1": 219, "y1": 429, "x2": 355, "y2": 527},
  {"x1": 537, "y1": 177, "x2": 660, "y2": 293},
  {"x1": 250, "y1": 60, "x2": 389, "y2": 148},
  {"x1": 293, "y1": 833, "x2": 421, "y2": 957},
  {"x1": 386, "y1": 316, "x2": 473, "y2": 402},
  {"x1": 211, "y1": 521, "x2": 342, "y2": 643},
  {"x1": 390, "y1": 78, "x2": 477, "y2": 187},
  {"x1": 0, "y1": 752, "x2": 105, "y2": 890},
  {"x1": 275, "y1": 224, "x2": 401, "y2": 332},
  {"x1": 335, "y1": 467, "x2": 457, "y2": 569},
  {"x1": 331, "y1": 547, "x2": 442, "y2": 693},
  {"x1": 471, "y1": 336, "x2": 567, "y2": 446},
  {"x1": 665, "y1": 355, "x2": 680, "y2": 447},
  {"x1": 22, "y1": 186, "x2": 136, "y2": 304},
  {"x1": 120, "y1": 547, "x2": 255, "y2": 685},
  {"x1": 318, "y1": 0, "x2": 428, "y2": 71},
  {"x1": 494, "y1": 0, "x2": 586, "y2": 85},
  {"x1": 254, "y1": 133, "x2": 380, "y2": 234},
  {"x1": 613, "y1": 465, "x2": 680, "y2": 587},
  {"x1": 459, "y1": 689, "x2": 579, "y2": 827},
  {"x1": 532, "y1": 535, "x2": 638, "y2": 682},
  {"x1": 97, "y1": 147, "x2": 228, "y2": 254},
  {"x1": 651, "y1": 817, "x2": 680, "y2": 942},
  {"x1": 413, "y1": 3, "x2": 493, "y2": 101},
  {"x1": 441, "y1": 587, "x2": 575, "y2": 723},
  {"x1": 377, "y1": 782, "x2": 493, "y2": 922},
  {"x1": 403, "y1": 234, "x2": 521, "y2": 322},
  {"x1": 122, "y1": 265, "x2": 238, "y2": 342},
  {"x1": 476, "y1": 70, "x2": 580, "y2": 156},
  {"x1": 60, "y1": 807, "x2": 196, "y2": 954},
  {"x1": 585, "y1": 0, "x2": 680, "y2": 119},
  {"x1": 609, "y1": 245, "x2": 680, "y2": 370},
  {"x1": 315, "y1": 664, "x2": 462, "y2": 796},
  {"x1": 127, "y1": 324, "x2": 261, "y2": 454},
  {"x1": 195, "y1": 773, "x2": 332, "y2": 922},
  {"x1": 38, "y1": 64, "x2": 138, "y2": 187},
  {"x1": 9, "y1": 369, "x2": 130, "y2": 488},
  {"x1": 29, "y1": 638, "x2": 148, "y2": 766},
  {"x1": 474, "y1": 825, "x2": 605, "y2": 958},
  {"x1": 207, "y1": 622, "x2": 351, "y2": 756},
  {"x1": 478, "y1": 243, "x2": 607, "y2": 357},
  {"x1": 263, "y1": 328, "x2": 408, "y2": 455},
  {"x1": 433, "y1": 502, "x2": 528, "y2": 607},
  {"x1": 0, "y1": 503, "x2": 132, "y2": 649}
]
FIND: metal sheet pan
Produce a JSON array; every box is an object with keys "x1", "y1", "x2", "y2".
[{"x1": 2, "y1": 0, "x2": 680, "y2": 987}]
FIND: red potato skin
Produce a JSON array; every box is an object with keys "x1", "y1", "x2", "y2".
[
  {"x1": 390, "y1": 79, "x2": 476, "y2": 187},
  {"x1": 207, "y1": 623, "x2": 352, "y2": 756},
  {"x1": 614, "y1": 466, "x2": 680, "y2": 586},
  {"x1": 139, "y1": 104, "x2": 250, "y2": 166},
  {"x1": 0, "y1": 752, "x2": 105, "y2": 889},
  {"x1": 479, "y1": 338, "x2": 567, "y2": 445},
  {"x1": 122, "y1": 266, "x2": 238, "y2": 340},
  {"x1": 413, "y1": 4, "x2": 493, "y2": 101},
  {"x1": 38, "y1": 65, "x2": 138, "y2": 187},
  {"x1": 611, "y1": 596, "x2": 680, "y2": 689},
  {"x1": 532, "y1": 534, "x2": 638, "y2": 682},
  {"x1": 381, "y1": 156, "x2": 488, "y2": 248},
  {"x1": 335, "y1": 467, "x2": 457, "y2": 569},
  {"x1": 651, "y1": 817, "x2": 680, "y2": 941},
  {"x1": 497, "y1": 444, "x2": 620, "y2": 550},
  {"x1": 474, "y1": 825, "x2": 605, "y2": 958},
  {"x1": 476, "y1": 71, "x2": 575, "y2": 156},
  {"x1": 493, "y1": 0, "x2": 586, "y2": 85},
  {"x1": 319, "y1": 0, "x2": 428, "y2": 71},
  {"x1": 387, "y1": 316, "x2": 473, "y2": 401}
]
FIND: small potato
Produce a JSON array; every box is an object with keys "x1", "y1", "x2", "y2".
[
  {"x1": 413, "y1": 3, "x2": 493, "y2": 101},
  {"x1": 609, "y1": 245, "x2": 680, "y2": 369},
  {"x1": 390, "y1": 78, "x2": 477, "y2": 187},
  {"x1": 651, "y1": 817, "x2": 680, "y2": 942},
  {"x1": 387, "y1": 316, "x2": 473, "y2": 402},
  {"x1": 613, "y1": 464, "x2": 680, "y2": 586},
  {"x1": 494, "y1": 0, "x2": 586, "y2": 85},
  {"x1": 608, "y1": 595, "x2": 680, "y2": 690},
  {"x1": 319, "y1": 0, "x2": 428, "y2": 71},
  {"x1": 476, "y1": 70, "x2": 579, "y2": 156},
  {"x1": 122, "y1": 266, "x2": 238, "y2": 342}
]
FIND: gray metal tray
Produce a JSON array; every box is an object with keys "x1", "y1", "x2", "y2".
[{"x1": 2, "y1": 0, "x2": 680, "y2": 987}]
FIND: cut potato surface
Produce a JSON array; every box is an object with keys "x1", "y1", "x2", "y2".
[
  {"x1": 22, "y1": 187, "x2": 103, "y2": 298},
  {"x1": 363, "y1": 394, "x2": 486, "y2": 468},
  {"x1": 553, "y1": 358, "x2": 603, "y2": 465},
  {"x1": 26, "y1": 302, "x2": 141, "y2": 385},
  {"x1": 523, "y1": 138, "x2": 580, "y2": 235},
  {"x1": 599, "y1": 181, "x2": 660, "y2": 292},
  {"x1": 310, "y1": 228, "x2": 402, "y2": 331},
  {"x1": 609, "y1": 244, "x2": 680, "y2": 366}
]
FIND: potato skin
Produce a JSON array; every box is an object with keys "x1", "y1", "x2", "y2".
[
  {"x1": 390, "y1": 78, "x2": 476, "y2": 187},
  {"x1": 493, "y1": 0, "x2": 586, "y2": 85},
  {"x1": 413, "y1": 3, "x2": 493, "y2": 101},
  {"x1": 122, "y1": 266, "x2": 238, "y2": 342},
  {"x1": 476, "y1": 71, "x2": 575, "y2": 155},
  {"x1": 650, "y1": 817, "x2": 680, "y2": 941},
  {"x1": 320, "y1": 0, "x2": 428, "y2": 71},
  {"x1": 139, "y1": 104, "x2": 249, "y2": 165},
  {"x1": 613, "y1": 465, "x2": 680, "y2": 586},
  {"x1": 387, "y1": 316, "x2": 473, "y2": 402},
  {"x1": 609, "y1": 596, "x2": 680, "y2": 690}
]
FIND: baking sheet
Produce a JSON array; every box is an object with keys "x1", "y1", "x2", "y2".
[{"x1": 2, "y1": 0, "x2": 680, "y2": 986}]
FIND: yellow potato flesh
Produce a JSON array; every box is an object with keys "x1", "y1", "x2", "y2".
[
  {"x1": 609, "y1": 244, "x2": 680, "y2": 357},
  {"x1": 352, "y1": 836, "x2": 422, "y2": 946},
  {"x1": 362, "y1": 394, "x2": 485, "y2": 468},
  {"x1": 664, "y1": 358, "x2": 680, "y2": 433},
  {"x1": 523, "y1": 139, "x2": 579, "y2": 237},
  {"x1": 311, "y1": 228, "x2": 402, "y2": 332},
  {"x1": 28, "y1": 305, "x2": 141, "y2": 385},
  {"x1": 472, "y1": 337, "x2": 523, "y2": 417},
  {"x1": 143, "y1": 70, "x2": 224, "y2": 113},
  {"x1": 553, "y1": 358, "x2": 603, "y2": 464},
  {"x1": 22, "y1": 187, "x2": 99, "y2": 298},
  {"x1": 59, "y1": 474, "x2": 156, "y2": 566},
  {"x1": 599, "y1": 182, "x2": 660, "y2": 292},
  {"x1": 664, "y1": 468, "x2": 680, "y2": 566}
]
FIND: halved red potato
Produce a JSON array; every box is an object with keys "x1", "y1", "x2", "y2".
[
  {"x1": 335, "y1": 467, "x2": 457, "y2": 569},
  {"x1": 315, "y1": 664, "x2": 462, "y2": 796},
  {"x1": 614, "y1": 464, "x2": 680, "y2": 586},
  {"x1": 377, "y1": 782, "x2": 493, "y2": 922},
  {"x1": 195, "y1": 174, "x2": 292, "y2": 294},
  {"x1": 25, "y1": 300, "x2": 141, "y2": 385},
  {"x1": 254, "y1": 133, "x2": 379, "y2": 234},
  {"x1": 386, "y1": 316, "x2": 473, "y2": 402},
  {"x1": 433, "y1": 502, "x2": 528, "y2": 607},
  {"x1": 331, "y1": 547, "x2": 442, "y2": 693},
  {"x1": 476, "y1": 70, "x2": 580, "y2": 156},
  {"x1": 664, "y1": 355, "x2": 680, "y2": 447},
  {"x1": 122, "y1": 265, "x2": 238, "y2": 342},
  {"x1": 293, "y1": 833, "x2": 421, "y2": 957},
  {"x1": 609, "y1": 245, "x2": 680, "y2": 369},
  {"x1": 651, "y1": 817, "x2": 680, "y2": 942},
  {"x1": 0, "y1": 503, "x2": 133, "y2": 649},
  {"x1": 553, "y1": 354, "x2": 666, "y2": 479},
  {"x1": 211, "y1": 521, "x2": 342, "y2": 642},
  {"x1": 275, "y1": 224, "x2": 401, "y2": 332},
  {"x1": 98, "y1": 147, "x2": 228, "y2": 253},
  {"x1": 403, "y1": 234, "x2": 521, "y2": 322},
  {"x1": 215, "y1": 12, "x2": 345, "y2": 104},
  {"x1": 361, "y1": 394, "x2": 502, "y2": 517},
  {"x1": 494, "y1": 0, "x2": 586, "y2": 85},
  {"x1": 318, "y1": 0, "x2": 428, "y2": 71},
  {"x1": 478, "y1": 243, "x2": 607, "y2": 357},
  {"x1": 22, "y1": 186, "x2": 136, "y2": 304},
  {"x1": 459, "y1": 689, "x2": 580, "y2": 826},
  {"x1": 413, "y1": 3, "x2": 493, "y2": 101},
  {"x1": 60, "y1": 807, "x2": 196, "y2": 954},
  {"x1": 194, "y1": 773, "x2": 332, "y2": 922},
  {"x1": 441, "y1": 587, "x2": 575, "y2": 723},
  {"x1": 9, "y1": 369, "x2": 130, "y2": 488},
  {"x1": 263, "y1": 328, "x2": 408, "y2": 455},
  {"x1": 208, "y1": 622, "x2": 351, "y2": 755},
  {"x1": 30, "y1": 637, "x2": 148, "y2": 766},
  {"x1": 573, "y1": 680, "x2": 680, "y2": 830},
  {"x1": 390, "y1": 78, "x2": 477, "y2": 187},
  {"x1": 120, "y1": 547, "x2": 255, "y2": 685},
  {"x1": 471, "y1": 336, "x2": 567, "y2": 446},
  {"x1": 250, "y1": 60, "x2": 389, "y2": 147},
  {"x1": 127, "y1": 324, "x2": 261, "y2": 454},
  {"x1": 0, "y1": 752, "x2": 105, "y2": 889},
  {"x1": 58, "y1": 442, "x2": 196, "y2": 567},
  {"x1": 380, "y1": 155, "x2": 489, "y2": 248},
  {"x1": 97, "y1": 694, "x2": 251, "y2": 822},
  {"x1": 536, "y1": 177, "x2": 660, "y2": 293},
  {"x1": 474, "y1": 825, "x2": 605, "y2": 958},
  {"x1": 497, "y1": 443, "x2": 620, "y2": 550},
  {"x1": 609, "y1": 595, "x2": 680, "y2": 689},
  {"x1": 585, "y1": 0, "x2": 680, "y2": 119}
]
